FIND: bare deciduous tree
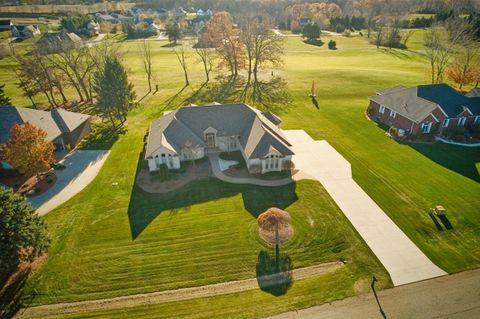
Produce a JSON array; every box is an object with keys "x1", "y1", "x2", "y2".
[
  {"x1": 174, "y1": 44, "x2": 189, "y2": 87},
  {"x1": 195, "y1": 46, "x2": 213, "y2": 82},
  {"x1": 139, "y1": 40, "x2": 153, "y2": 93}
]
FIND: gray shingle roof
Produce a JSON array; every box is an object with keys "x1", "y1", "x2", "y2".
[
  {"x1": 467, "y1": 88, "x2": 480, "y2": 98},
  {"x1": 0, "y1": 106, "x2": 90, "y2": 144},
  {"x1": 145, "y1": 103, "x2": 293, "y2": 160},
  {"x1": 370, "y1": 84, "x2": 480, "y2": 122}
]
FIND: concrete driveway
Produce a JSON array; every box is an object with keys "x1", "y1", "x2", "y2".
[
  {"x1": 29, "y1": 150, "x2": 110, "y2": 216},
  {"x1": 283, "y1": 130, "x2": 446, "y2": 286}
]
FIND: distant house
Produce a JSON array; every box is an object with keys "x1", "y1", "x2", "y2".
[
  {"x1": 86, "y1": 21, "x2": 100, "y2": 36},
  {"x1": 171, "y1": 7, "x2": 187, "y2": 18},
  {"x1": 368, "y1": 84, "x2": 480, "y2": 137},
  {"x1": 96, "y1": 13, "x2": 117, "y2": 23},
  {"x1": 146, "y1": 23, "x2": 162, "y2": 35},
  {"x1": 158, "y1": 8, "x2": 170, "y2": 18},
  {"x1": 36, "y1": 31, "x2": 82, "y2": 54},
  {"x1": 11, "y1": 25, "x2": 41, "y2": 38},
  {"x1": 0, "y1": 106, "x2": 91, "y2": 159},
  {"x1": 466, "y1": 88, "x2": 480, "y2": 98},
  {"x1": 144, "y1": 103, "x2": 294, "y2": 174},
  {"x1": 0, "y1": 20, "x2": 12, "y2": 31},
  {"x1": 112, "y1": 13, "x2": 135, "y2": 23}
]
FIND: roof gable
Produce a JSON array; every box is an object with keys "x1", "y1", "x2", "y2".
[{"x1": 145, "y1": 103, "x2": 294, "y2": 159}]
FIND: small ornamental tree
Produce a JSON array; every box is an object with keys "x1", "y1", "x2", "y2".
[
  {"x1": 328, "y1": 40, "x2": 337, "y2": 50},
  {"x1": 1, "y1": 123, "x2": 55, "y2": 177},
  {"x1": 0, "y1": 188, "x2": 50, "y2": 274},
  {"x1": 257, "y1": 208, "x2": 293, "y2": 273},
  {"x1": 0, "y1": 83, "x2": 11, "y2": 105}
]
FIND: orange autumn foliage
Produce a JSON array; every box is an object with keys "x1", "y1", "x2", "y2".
[{"x1": 1, "y1": 123, "x2": 55, "y2": 177}]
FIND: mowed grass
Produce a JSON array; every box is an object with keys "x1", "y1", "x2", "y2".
[
  {"x1": 0, "y1": 32, "x2": 479, "y2": 317},
  {"x1": 22, "y1": 103, "x2": 389, "y2": 305}
]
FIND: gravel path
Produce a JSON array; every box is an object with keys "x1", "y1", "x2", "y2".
[{"x1": 16, "y1": 262, "x2": 343, "y2": 319}]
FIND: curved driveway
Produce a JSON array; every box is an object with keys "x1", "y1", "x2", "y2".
[
  {"x1": 29, "y1": 150, "x2": 110, "y2": 216},
  {"x1": 283, "y1": 130, "x2": 446, "y2": 286}
]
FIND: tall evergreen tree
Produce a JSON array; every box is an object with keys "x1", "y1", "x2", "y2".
[
  {"x1": 0, "y1": 83, "x2": 11, "y2": 106},
  {"x1": 0, "y1": 188, "x2": 50, "y2": 274},
  {"x1": 93, "y1": 57, "x2": 136, "y2": 126}
]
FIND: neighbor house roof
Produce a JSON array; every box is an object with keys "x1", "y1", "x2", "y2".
[
  {"x1": 145, "y1": 103, "x2": 293, "y2": 160},
  {"x1": 466, "y1": 88, "x2": 480, "y2": 98},
  {"x1": 0, "y1": 106, "x2": 90, "y2": 144},
  {"x1": 370, "y1": 84, "x2": 480, "y2": 123}
]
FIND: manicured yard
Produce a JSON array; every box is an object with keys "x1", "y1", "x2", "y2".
[{"x1": 1, "y1": 32, "x2": 479, "y2": 317}]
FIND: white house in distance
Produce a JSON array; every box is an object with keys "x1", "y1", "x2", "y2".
[{"x1": 144, "y1": 103, "x2": 294, "y2": 174}]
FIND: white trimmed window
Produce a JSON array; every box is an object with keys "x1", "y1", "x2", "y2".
[
  {"x1": 379, "y1": 105, "x2": 385, "y2": 114},
  {"x1": 442, "y1": 119, "x2": 450, "y2": 128},
  {"x1": 390, "y1": 110, "x2": 396, "y2": 118},
  {"x1": 457, "y1": 117, "x2": 467, "y2": 127},
  {"x1": 421, "y1": 122, "x2": 432, "y2": 134}
]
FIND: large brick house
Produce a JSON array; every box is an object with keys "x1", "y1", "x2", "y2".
[{"x1": 368, "y1": 84, "x2": 480, "y2": 137}]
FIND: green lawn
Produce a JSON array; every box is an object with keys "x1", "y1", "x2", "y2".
[{"x1": 1, "y1": 32, "x2": 479, "y2": 318}]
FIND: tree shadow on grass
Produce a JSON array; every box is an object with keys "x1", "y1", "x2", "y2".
[
  {"x1": 181, "y1": 75, "x2": 292, "y2": 114},
  {"x1": 0, "y1": 270, "x2": 30, "y2": 319},
  {"x1": 127, "y1": 152, "x2": 298, "y2": 239},
  {"x1": 79, "y1": 122, "x2": 127, "y2": 150},
  {"x1": 256, "y1": 249, "x2": 293, "y2": 296}
]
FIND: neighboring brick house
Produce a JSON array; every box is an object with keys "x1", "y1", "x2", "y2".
[{"x1": 368, "y1": 84, "x2": 480, "y2": 138}]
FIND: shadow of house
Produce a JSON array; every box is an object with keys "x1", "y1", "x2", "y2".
[
  {"x1": 127, "y1": 151, "x2": 298, "y2": 239},
  {"x1": 407, "y1": 142, "x2": 480, "y2": 183},
  {"x1": 373, "y1": 121, "x2": 480, "y2": 183},
  {"x1": 256, "y1": 250, "x2": 293, "y2": 296}
]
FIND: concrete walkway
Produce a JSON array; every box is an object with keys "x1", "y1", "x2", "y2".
[
  {"x1": 208, "y1": 154, "x2": 299, "y2": 187},
  {"x1": 29, "y1": 150, "x2": 110, "y2": 216},
  {"x1": 282, "y1": 130, "x2": 446, "y2": 286},
  {"x1": 265, "y1": 268, "x2": 480, "y2": 319}
]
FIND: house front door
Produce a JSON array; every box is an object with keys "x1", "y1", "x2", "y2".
[{"x1": 206, "y1": 133, "x2": 215, "y2": 148}]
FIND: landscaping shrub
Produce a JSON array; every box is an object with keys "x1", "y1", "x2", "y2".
[
  {"x1": 343, "y1": 29, "x2": 351, "y2": 37},
  {"x1": 52, "y1": 163, "x2": 66, "y2": 170},
  {"x1": 328, "y1": 40, "x2": 337, "y2": 50},
  {"x1": 454, "y1": 134, "x2": 467, "y2": 143},
  {"x1": 157, "y1": 164, "x2": 170, "y2": 181},
  {"x1": 45, "y1": 174, "x2": 54, "y2": 184}
]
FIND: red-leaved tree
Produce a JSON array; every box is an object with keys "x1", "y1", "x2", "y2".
[{"x1": 1, "y1": 123, "x2": 55, "y2": 177}]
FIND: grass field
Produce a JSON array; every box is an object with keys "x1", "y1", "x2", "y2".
[{"x1": 1, "y1": 32, "x2": 479, "y2": 318}]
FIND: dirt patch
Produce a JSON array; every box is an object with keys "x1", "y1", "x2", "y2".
[
  {"x1": 136, "y1": 159, "x2": 212, "y2": 193},
  {"x1": 17, "y1": 262, "x2": 344, "y2": 319},
  {"x1": 353, "y1": 278, "x2": 371, "y2": 294}
]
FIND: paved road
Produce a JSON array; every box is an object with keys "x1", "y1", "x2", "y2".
[
  {"x1": 265, "y1": 268, "x2": 480, "y2": 319},
  {"x1": 282, "y1": 130, "x2": 446, "y2": 286},
  {"x1": 29, "y1": 150, "x2": 110, "y2": 215}
]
